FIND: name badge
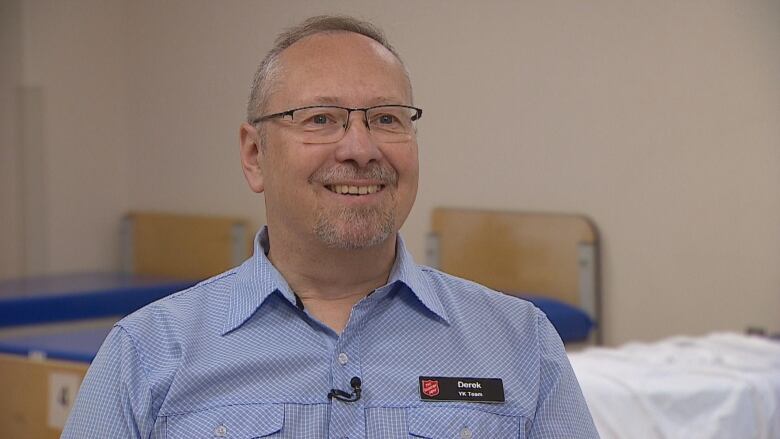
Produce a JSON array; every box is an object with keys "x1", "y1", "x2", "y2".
[{"x1": 419, "y1": 376, "x2": 505, "y2": 403}]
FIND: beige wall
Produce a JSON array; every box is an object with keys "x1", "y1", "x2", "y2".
[
  {"x1": 7, "y1": 0, "x2": 132, "y2": 275},
  {"x1": 0, "y1": 0, "x2": 23, "y2": 278},
  {"x1": 6, "y1": 0, "x2": 779, "y2": 344}
]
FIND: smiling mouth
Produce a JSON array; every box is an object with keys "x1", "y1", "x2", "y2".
[{"x1": 326, "y1": 184, "x2": 384, "y2": 195}]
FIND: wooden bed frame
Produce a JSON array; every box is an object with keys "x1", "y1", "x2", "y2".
[{"x1": 427, "y1": 208, "x2": 601, "y2": 343}]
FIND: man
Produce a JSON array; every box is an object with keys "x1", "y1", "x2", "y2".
[{"x1": 64, "y1": 15, "x2": 598, "y2": 438}]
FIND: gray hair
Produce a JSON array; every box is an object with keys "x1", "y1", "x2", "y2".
[{"x1": 246, "y1": 15, "x2": 411, "y2": 124}]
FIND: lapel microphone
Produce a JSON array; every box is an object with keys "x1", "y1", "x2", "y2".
[{"x1": 328, "y1": 377, "x2": 362, "y2": 402}]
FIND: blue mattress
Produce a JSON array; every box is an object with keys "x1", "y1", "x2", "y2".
[
  {"x1": 521, "y1": 295, "x2": 595, "y2": 343},
  {"x1": 0, "y1": 325, "x2": 113, "y2": 363},
  {"x1": 0, "y1": 273, "x2": 196, "y2": 328}
]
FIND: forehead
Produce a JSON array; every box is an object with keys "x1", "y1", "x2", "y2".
[{"x1": 272, "y1": 32, "x2": 411, "y2": 107}]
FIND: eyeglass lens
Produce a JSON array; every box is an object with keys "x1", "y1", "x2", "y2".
[{"x1": 291, "y1": 106, "x2": 417, "y2": 143}]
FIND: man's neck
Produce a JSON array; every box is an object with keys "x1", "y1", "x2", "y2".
[{"x1": 265, "y1": 229, "x2": 398, "y2": 333}]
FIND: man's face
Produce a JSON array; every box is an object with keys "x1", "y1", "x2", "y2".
[{"x1": 243, "y1": 32, "x2": 419, "y2": 250}]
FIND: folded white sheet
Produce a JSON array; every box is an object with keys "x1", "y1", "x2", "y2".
[{"x1": 568, "y1": 333, "x2": 780, "y2": 439}]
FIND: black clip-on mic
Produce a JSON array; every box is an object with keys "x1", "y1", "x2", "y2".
[{"x1": 328, "y1": 377, "x2": 362, "y2": 402}]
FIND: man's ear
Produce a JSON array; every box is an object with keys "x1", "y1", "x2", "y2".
[{"x1": 239, "y1": 122, "x2": 265, "y2": 193}]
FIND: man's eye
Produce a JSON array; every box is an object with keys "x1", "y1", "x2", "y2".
[
  {"x1": 299, "y1": 112, "x2": 340, "y2": 127},
  {"x1": 312, "y1": 114, "x2": 330, "y2": 124},
  {"x1": 377, "y1": 114, "x2": 398, "y2": 124}
]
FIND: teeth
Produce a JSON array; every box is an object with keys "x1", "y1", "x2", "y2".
[{"x1": 328, "y1": 184, "x2": 382, "y2": 195}]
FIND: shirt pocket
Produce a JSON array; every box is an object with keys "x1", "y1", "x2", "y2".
[
  {"x1": 408, "y1": 406, "x2": 522, "y2": 439},
  {"x1": 166, "y1": 403, "x2": 284, "y2": 438}
]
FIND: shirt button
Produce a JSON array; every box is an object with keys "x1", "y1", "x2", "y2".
[
  {"x1": 460, "y1": 427, "x2": 472, "y2": 439},
  {"x1": 214, "y1": 424, "x2": 227, "y2": 437},
  {"x1": 337, "y1": 352, "x2": 349, "y2": 365}
]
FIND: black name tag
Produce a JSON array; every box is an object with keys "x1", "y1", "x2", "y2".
[{"x1": 419, "y1": 376, "x2": 505, "y2": 403}]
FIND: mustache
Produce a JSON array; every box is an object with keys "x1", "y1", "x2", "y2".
[{"x1": 311, "y1": 164, "x2": 398, "y2": 186}]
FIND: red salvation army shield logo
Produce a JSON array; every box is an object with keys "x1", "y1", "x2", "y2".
[{"x1": 422, "y1": 379, "x2": 440, "y2": 397}]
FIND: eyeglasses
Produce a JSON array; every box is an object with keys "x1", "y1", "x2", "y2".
[{"x1": 251, "y1": 104, "x2": 423, "y2": 144}]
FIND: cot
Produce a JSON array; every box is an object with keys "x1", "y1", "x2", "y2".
[
  {"x1": 0, "y1": 211, "x2": 250, "y2": 437},
  {"x1": 0, "y1": 211, "x2": 250, "y2": 331},
  {"x1": 0, "y1": 273, "x2": 192, "y2": 437},
  {"x1": 569, "y1": 332, "x2": 780, "y2": 438},
  {"x1": 428, "y1": 207, "x2": 780, "y2": 437},
  {"x1": 428, "y1": 207, "x2": 600, "y2": 344},
  {"x1": 0, "y1": 324, "x2": 109, "y2": 438}
]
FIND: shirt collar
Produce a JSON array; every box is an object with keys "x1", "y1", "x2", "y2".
[
  {"x1": 385, "y1": 234, "x2": 449, "y2": 323},
  {"x1": 221, "y1": 227, "x2": 449, "y2": 335}
]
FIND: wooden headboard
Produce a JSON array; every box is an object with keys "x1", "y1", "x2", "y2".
[
  {"x1": 120, "y1": 212, "x2": 252, "y2": 280},
  {"x1": 428, "y1": 208, "x2": 600, "y2": 334}
]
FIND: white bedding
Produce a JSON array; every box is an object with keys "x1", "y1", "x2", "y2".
[{"x1": 568, "y1": 333, "x2": 780, "y2": 439}]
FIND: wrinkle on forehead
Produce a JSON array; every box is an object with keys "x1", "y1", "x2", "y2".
[{"x1": 303, "y1": 95, "x2": 409, "y2": 106}]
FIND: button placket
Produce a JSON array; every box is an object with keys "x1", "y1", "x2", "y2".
[{"x1": 328, "y1": 301, "x2": 366, "y2": 439}]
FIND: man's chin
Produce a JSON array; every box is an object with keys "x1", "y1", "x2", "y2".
[
  {"x1": 315, "y1": 225, "x2": 392, "y2": 250},
  {"x1": 314, "y1": 209, "x2": 395, "y2": 250}
]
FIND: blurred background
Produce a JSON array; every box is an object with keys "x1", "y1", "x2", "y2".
[{"x1": 1, "y1": 0, "x2": 778, "y2": 346}]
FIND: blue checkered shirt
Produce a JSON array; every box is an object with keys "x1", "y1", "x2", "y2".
[{"x1": 63, "y1": 228, "x2": 598, "y2": 438}]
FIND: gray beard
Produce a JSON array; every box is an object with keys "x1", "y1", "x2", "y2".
[{"x1": 314, "y1": 205, "x2": 395, "y2": 250}]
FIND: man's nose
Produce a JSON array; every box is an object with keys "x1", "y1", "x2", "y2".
[{"x1": 334, "y1": 112, "x2": 382, "y2": 167}]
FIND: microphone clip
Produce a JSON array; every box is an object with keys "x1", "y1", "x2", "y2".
[{"x1": 328, "y1": 377, "x2": 362, "y2": 402}]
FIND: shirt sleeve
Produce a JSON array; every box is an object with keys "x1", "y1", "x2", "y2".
[
  {"x1": 527, "y1": 310, "x2": 600, "y2": 438},
  {"x1": 61, "y1": 325, "x2": 155, "y2": 438}
]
